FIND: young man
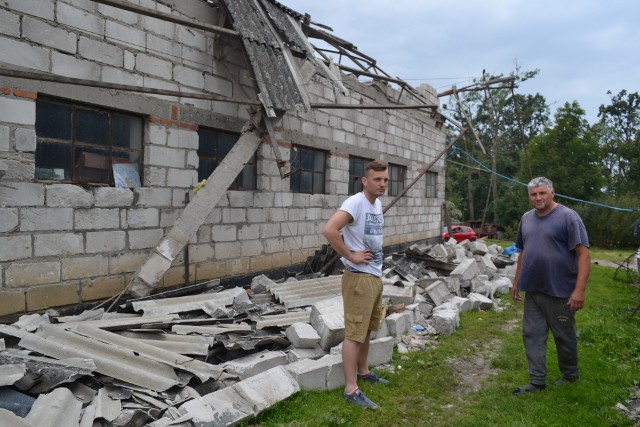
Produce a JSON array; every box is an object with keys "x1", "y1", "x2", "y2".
[
  {"x1": 322, "y1": 160, "x2": 390, "y2": 409},
  {"x1": 511, "y1": 177, "x2": 591, "y2": 394}
]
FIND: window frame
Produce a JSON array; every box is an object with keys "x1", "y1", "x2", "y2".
[
  {"x1": 387, "y1": 163, "x2": 406, "y2": 196},
  {"x1": 35, "y1": 97, "x2": 144, "y2": 186},
  {"x1": 289, "y1": 145, "x2": 326, "y2": 194},
  {"x1": 348, "y1": 155, "x2": 373, "y2": 194},
  {"x1": 197, "y1": 127, "x2": 256, "y2": 191},
  {"x1": 425, "y1": 171, "x2": 438, "y2": 198}
]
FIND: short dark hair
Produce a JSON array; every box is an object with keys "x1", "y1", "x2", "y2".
[{"x1": 364, "y1": 160, "x2": 388, "y2": 175}]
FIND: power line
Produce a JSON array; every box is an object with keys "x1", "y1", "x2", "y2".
[{"x1": 449, "y1": 145, "x2": 639, "y2": 213}]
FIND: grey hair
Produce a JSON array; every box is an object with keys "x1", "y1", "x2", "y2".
[{"x1": 528, "y1": 176, "x2": 554, "y2": 192}]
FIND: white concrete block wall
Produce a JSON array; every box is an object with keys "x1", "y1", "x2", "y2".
[{"x1": 0, "y1": 0, "x2": 445, "y2": 315}]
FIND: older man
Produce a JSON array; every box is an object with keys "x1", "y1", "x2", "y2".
[{"x1": 511, "y1": 177, "x2": 591, "y2": 394}]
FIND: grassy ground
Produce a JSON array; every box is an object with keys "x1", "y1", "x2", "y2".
[{"x1": 249, "y1": 250, "x2": 640, "y2": 427}]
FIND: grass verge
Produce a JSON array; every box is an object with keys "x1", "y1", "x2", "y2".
[{"x1": 250, "y1": 263, "x2": 640, "y2": 427}]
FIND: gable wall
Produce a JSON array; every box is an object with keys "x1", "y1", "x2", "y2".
[{"x1": 0, "y1": 0, "x2": 445, "y2": 315}]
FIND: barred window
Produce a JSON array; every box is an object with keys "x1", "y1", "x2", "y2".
[
  {"x1": 388, "y1": 163, "x2": 405, "y2": 196},
  {"x1": 35, "y1": 98, "x2": 143, "y2": 186},
  {"x1": 425, "y1": 171, "x2": 438, "y2": 198},
  {"x1": 348, "y1": 156, "x2": 373, "y2": 194},
  {"x1": 197, "y1": 127, "x2": 256, "y2": 190},
  {"x1": 289, "y1": 145, "x2": 326, "y2": 194}
]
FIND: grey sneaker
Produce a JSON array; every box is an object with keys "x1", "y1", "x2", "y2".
[
  {"x1": 343, "y1": 389, "x2": 378, "y2": 409},
  {"x1": 357, "y1": 370, "x2": 390, "y2": 384},
  {"x1": 554, "y1": 375, "x2": 580, "y2": 386}
]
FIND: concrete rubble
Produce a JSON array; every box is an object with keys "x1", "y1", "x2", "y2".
[{"x1": 0, "y1": 238, "x2": 517, "y2": 426}]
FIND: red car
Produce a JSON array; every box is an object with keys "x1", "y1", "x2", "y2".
[{"x1": 442, "y1": 225, "x2": 477, "y2": 243}]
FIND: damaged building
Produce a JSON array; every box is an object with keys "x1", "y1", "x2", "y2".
[{"x1": 0, "y1": 0, "x2": 446, "y2": 316}]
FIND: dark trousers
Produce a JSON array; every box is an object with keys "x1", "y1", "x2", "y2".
[{"x1": 522, "y1": 291, "x2": 578, "y2": 385}]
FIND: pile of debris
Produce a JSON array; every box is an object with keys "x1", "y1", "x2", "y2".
[{"x1": 0, "y1": 238, "x2": 517, "y2": 426}]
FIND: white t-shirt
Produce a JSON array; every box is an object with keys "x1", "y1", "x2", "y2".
[{"x1": 339, "y1": 192, "x2": 384, "y2": 277}]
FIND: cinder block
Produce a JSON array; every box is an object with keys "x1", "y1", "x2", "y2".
[
  {"x1": 57, "y1": 2, "x2": 104, "y2": 36},
  {"x1": 285, "y1": 322, "x2": 321, "y2": 349},
  {"x1": 129, "y1": 229, "x2": 164, "y2": 250},
  {"x1": 180, "y1": 366, "x2": 299, "y2": 427},
  {"x1": 62, "y1": 255, "x2": 109, "y2": 280},
  {"x1": 0, "y1": 38, "x2": 49, "y2": 72},
  {"x1": 34, "y1": 233, "x2": 83, "y2": 257},
  {"x1": 78, "y1": 36, "x2": 123, "y2": 66},
  {"x1": 468, "y1": 293, "x2": 494, "y2": 310},
  {"x1": 74, "y1": 208, "x2": 120, "y2": 230},
  {"x1": 0, "y1": 208, "x2": 19, "y2": 233},
  {"x1": 52, "y1": 51, "x2": 100, "y2": 80},
  {"x1": 81, "y1": 275, "x2": 125, "y2": 302},
  {"x1": 382, "y1": 284, "x2": 415, "y2": 305},
  {"x1": 0, "y1": 97, "x2": 35, "y2": 125},
  {"x1": 0, "y1": 182, "x2": 44, "y2": 207},
  {"x1": 223, "y1": 350, "x2": 288, "y2": 380},
  {"x1": 469, "y1": 240, "x2": 489, "y2": 255},
  {"x1": 476, "y1": 255, "x2": 498, "y2": 278},
  {"x1": 167, "y1": 168, "x2": 197, "y2": 188},
  {"x1": 321, "y1": 354, "x2": 344, "y2": 390},
  {"x1": 135, "y1": 52, "x2": 173, "y2": 80},
  {"x1": 46, "y1": 184, "x2": 93, "y2": 207},
  {"x1": 0, "y1": 125, "x2": 9, "y2": 151},
  {"x1": 450, "y1": 258, "x2": 478, "y2": 281},
  {"x1": 133, "y1": 188, "x2": 172, "y2": 207},
  {"x1": 0, "y1": 290, "x2": 26, "y2": 316},
  {"x1": 287, "y1": 346, "x2": 326, "y2": 363},
  {"x1": 5, "y1": 0, "x2": 55, "y2": 20},
  {"x1": 424, "y1": 280, "x2": 452, "y2": 306},
  {"x1": 14, "y1": 128, "x2": 36, "y2": 152},
  {"x1": 125, "y1": 208, "x2": 159, "y2": 228},
  {"x1": 85, "y1": 231, "x2": 126, "y2": 253},
  {"x1": 93, "y1": 187, "x2": 134, "y2": 207},
  {"x1": 369, "y1": 336, "x2": 394, "y2": 367},
  {"x1": 6, "y1": 261, "x2": 60, "y2": 287},
  {"x1": 285, "y1": 358, "x2": 329, "y2": 391},
  {"x1": 23, "y1": 16, "x2": 76, "y2": 54},
  {"x1": 0, "y1": 236, "x2": 31, "y2": 262},
  {"x1": 106, "y1": 20, "x2": 145, "y2": 50},
  {"x1": 432, "y1": 308, "x2": 460, "y2": 336},
  {"x1": 385, "y1": 312, "x2": 410, "y2": 337},
  {"x1": 20, "y1": 208, "x2": 73, "y2": 231},
  {"x1": 26, "y1": 283, "x2": 80, "y2": 312}
]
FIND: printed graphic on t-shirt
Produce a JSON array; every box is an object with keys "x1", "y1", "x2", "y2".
[{"x1": 364, "y1": 213, "x2": 383, "y2": 265}]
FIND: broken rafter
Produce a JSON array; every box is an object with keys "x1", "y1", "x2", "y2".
[
  {"x1": 0, "y1": 68, "x2": 262, "y2": 106},
  {"x1": 437, "y1": 76, "x2": 516, "y2": 97},
  {"x1": 90, "y1": 0, "x2": 239, "y2": 37},
  {"x1": 0, "y1": 68, "x2": 437, "y2": 113}
]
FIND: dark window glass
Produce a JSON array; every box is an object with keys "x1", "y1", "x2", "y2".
[
  {"x1": 76, "y1": 108, "x2": 109, "y2": 146},
  {"x1": 425, "y1": 172, "x2": 437, "y2": 198},
  {"x1": 388, "y1": 163, "x2": 405, "y2": 196},
  {"x1": 289, "y1": 146, "x2": 326, "y2": 194},
  {"x1": 35, "y1": 98, "x2": 143, "y2": 185},
  {"x1": 197, "y1": 127, "x2": 256, "y2": 190},
  {"x1": 35, "y1": 100, "x2": 72, "y2": 140},
  {"x1": 348, "y1": 156, "x2": 372, "y2": 194}
]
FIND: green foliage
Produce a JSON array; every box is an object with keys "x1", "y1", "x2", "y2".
[
  {"x1": 523, "y1": 101, "x2": 604, "y2": 201},
  {"x1": 252, "y1": 263, "x2": 640, "y2": 427},
  {"x1": 575, "y1": 193, "x2": 640, "y2": 247},
  {"x1": 596, "y1": 90, "x2": 640, "y2": 197}
]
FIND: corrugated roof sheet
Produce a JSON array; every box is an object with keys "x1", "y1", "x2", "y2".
[
  {"x1": 218, "y1": 0, "x2": 308, "y2": 115},
  {"x1": 264, "y1": 275, "x2": 342, "y2": 309}
]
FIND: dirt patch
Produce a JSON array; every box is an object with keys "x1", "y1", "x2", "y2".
[{"x1": 447, "y1": 317, "x2": 520, "y2": 399}]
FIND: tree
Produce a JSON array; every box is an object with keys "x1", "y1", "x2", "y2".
[
  {"x1": 596, "y1": 90, "x2": 640, "y2": 196},
  {"x1": 524, "y1": 101, "x2": 603, "y2": 201}
]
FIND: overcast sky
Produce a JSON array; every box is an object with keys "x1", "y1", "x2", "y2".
[{"x1": 283, "y1": 0, "x2": 639, "y2": 124}]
